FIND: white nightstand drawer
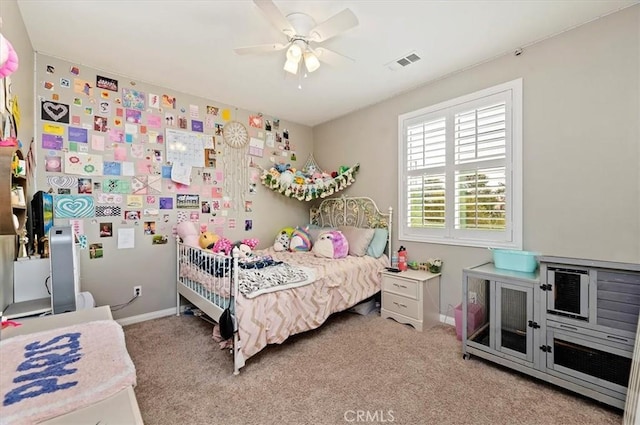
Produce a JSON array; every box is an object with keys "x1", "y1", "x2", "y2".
[
  {"x1": 382, "y1": 276, "x2": 419, "y2": 300},
  {"x1": 382, "y1": 292, "x2": 420, "y2": 319}
]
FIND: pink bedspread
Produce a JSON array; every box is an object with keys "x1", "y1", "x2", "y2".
[{"x1": 236, "y1": 248, "x2": 388, "y2": 359}]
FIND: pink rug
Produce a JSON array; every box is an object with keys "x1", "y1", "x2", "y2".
[{"x1": 0, "y1": 320, "x2": 136, "y2": 425}]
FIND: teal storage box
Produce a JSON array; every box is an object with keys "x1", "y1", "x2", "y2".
[{"x1": 491, "y1": 249, "x2": 539, "y2": 273}]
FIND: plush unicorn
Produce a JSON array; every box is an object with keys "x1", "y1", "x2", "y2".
[{"x1": 289, "y1": 226, "x2": 311, "y2": 252}]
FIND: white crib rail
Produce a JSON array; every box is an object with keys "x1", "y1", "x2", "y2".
[{"x1": 175, "y1": 240, "x2": 244, "y2": 373}]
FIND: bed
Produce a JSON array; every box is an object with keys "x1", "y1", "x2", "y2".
[
  {"x1": 0, "y1": 306, "x2": 143, "y2": 425},
  {"x1": 176, "y1": 195, "x2": 393, "y2": 374}
]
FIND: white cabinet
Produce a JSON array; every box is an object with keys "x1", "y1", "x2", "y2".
[
  {"x1": 14, "y1": 258, "x2": 51, "y2": 302},
  {"x1": 380, "y1": 269, "x2": 441, "y2": 331},
  {"x1": 3, "y1": 258, "x2": 52, "y2": 319}
]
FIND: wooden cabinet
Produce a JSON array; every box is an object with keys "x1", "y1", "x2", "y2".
[
  {"x1": 380, "y1": 269, "x2": 441, "y2": 331},
  {"x1": 0, "y1": 147, "x2": 27, "y2": 235}
]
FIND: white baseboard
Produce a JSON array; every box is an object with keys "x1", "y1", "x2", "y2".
[
  {"x1": 116, "y1": 306, "x2": 457, "y2": 328},
  {"x1": 116, "y1": 306, "x2": 186, "y2": 326}
]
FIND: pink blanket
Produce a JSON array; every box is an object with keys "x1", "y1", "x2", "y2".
[
  {"x1": 0, "y1": 320, "x2": 136, "y2": 425},
  {"x1": 236, "y1": 249, "x2": 387, "y2": 359}
]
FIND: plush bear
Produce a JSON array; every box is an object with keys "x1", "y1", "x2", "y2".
[
  {"x1": 312, "y1": 230, "x2": 349, "y2": 259},
  {"x1": 199, "y1": 231, "x2": 219, "y2": 250},
  {"x1": 273, "y1": 227, "x2": 294, "y2": 251},
  {"x1": 289, "y1": 226, "x2": 311, "y2": 252},
  {"x1": 176, "y1": 221, "x2": 200, "y2": 248}
]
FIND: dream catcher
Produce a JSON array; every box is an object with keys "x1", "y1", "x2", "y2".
[{"x1": 222, "y1": 121, "x2": 249, "y2": 212}]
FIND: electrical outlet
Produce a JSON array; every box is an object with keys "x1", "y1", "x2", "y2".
[
  {"x1": 469, "y1": 291, "x2": 477, "y2": 304},
  {"x1": 134, "y1": 285, "x2": 142, "y2": 297}
]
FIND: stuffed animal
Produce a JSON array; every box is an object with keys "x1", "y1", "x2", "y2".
[
  {"x1": 231, "y1": 238, "x2": 259, "y2": 258},
  {"x1": 312, "y1": 230, "x2": 349, "y2": 259},
  {"x1": 0, "y1": 34, "x2": 19, "y2": 78},
  {"x1": 232, "y1": 241, "x2": 254, "y2": 258},
  {"x1": 275, "y1": 163, "x2": 290, "y2": 173},
  {"x1": 289, "y1": 226, "x2": 311, "y2": 252},
  {"x1": 279, "y1": 170, "x2": 295, "y2": 189},
  {"x1": 176, "y1": 221, "x2": 199, "y2": 248},
  {"x1": 212, "y1": 237, "x2": 233, "y2": 255},
  {"x1": 242, "y1": 238, "x2": 259, "y2": 250},
  {"x1": 273, "y1": 227, "x2": 294, "y2": 251},
  {"x1": 199, "y1": 231, "x2": 219, "y2": 250}
]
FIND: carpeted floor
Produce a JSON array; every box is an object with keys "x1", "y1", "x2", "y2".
[{"x1": 123, "y1": 311, "x2": 623, "y2": 425}]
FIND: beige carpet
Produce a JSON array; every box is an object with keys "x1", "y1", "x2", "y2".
[{"x1": 123, "y1": 311, "x2": 623, "y2": 425}]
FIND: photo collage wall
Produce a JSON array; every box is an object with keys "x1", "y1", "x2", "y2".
[{"x1": 35, "y1": 55, "x2": 299, "y2": 259}]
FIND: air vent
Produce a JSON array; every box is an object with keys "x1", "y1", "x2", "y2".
[{"x1": 386, "y1": 51, "x2": 422, "y2": 71}]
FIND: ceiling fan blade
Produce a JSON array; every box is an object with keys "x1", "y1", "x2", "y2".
[
  {"x1": 253, "y1": 0, "x2": 296, "y2": 37},
  {"x1": 309, "y1": 9, "x2": 358, "y2": 42},
  {"x1": 313, "y1": 47, "x2": 355, "y2": 67},
  {"x1": 234, "y1": 43, "x2": 288, "y2": 55}
]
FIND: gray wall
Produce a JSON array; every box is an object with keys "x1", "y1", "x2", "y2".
[
  {"x1": 0, "y1": 0, "x2": 35, "y2": 313},
  {"x1": 313, "y1": 5, "x2": 640, "y2": 319}
]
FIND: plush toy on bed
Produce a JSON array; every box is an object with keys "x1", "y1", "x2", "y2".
[
  {"x1": 273, "y1": 226, "x2": 294, "y2": 251},
  {"x1": 212, "y1": 237, "x2": 233, "y2": 255},
  {"x1": 232, "y1": 238, "x2": 259, "y2": 258},
  {"x1": 176, "y1": 221, "x2": 200, "y2": 248},
  {"x1": 312, "y1": 230, "x2": 349, "y2": 259},
  {"x1": 289, "y1": 226, "x2": 311, "y2": 252},
  {"x1": 199, "y1": 231, "x2": 219, "y2": 250}
]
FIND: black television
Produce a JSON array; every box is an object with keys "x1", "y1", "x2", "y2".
[{"x1": 30, "y1": 190, "x2": 54, "y2": 255}]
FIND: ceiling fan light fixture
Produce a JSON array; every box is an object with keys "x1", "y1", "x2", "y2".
[
  {"x1": 286, "y1": 43, "x2": 303, "y2": 62},
  {"x1": 283, "y1": 58, "x2": 299, "y2": 74},
  {"x1": 303, "y1": 50, "x2": 320, "y2": 73}
]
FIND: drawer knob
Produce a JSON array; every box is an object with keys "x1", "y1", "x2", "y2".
[
  {"x1": 393, "y1": 301, "x2": 407, "y2": 308},
  {"x1": 393, "y1": 283, "x2": 407, "y2": 289}
]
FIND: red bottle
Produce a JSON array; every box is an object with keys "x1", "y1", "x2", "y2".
[{"x1": 398, "y1": 246, "x2": 408, "y2": 271}]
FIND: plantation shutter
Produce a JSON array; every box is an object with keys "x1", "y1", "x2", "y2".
[
  {"x1": 398, "y1": 78, "x2": 521, "y2": 248},
  {"x1": 453, "y1": 102, "x2": 507, "y2": 231},
  {"x1": 406, "y1": 117, "x2": 446, "y2": 229}
]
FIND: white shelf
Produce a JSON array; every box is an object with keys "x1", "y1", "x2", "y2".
[{"x1": 2, "y1": 297, "x2": 52, "y2": 319}]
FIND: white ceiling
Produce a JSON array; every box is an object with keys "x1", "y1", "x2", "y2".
[{"x1": 16, "y1": 0, "x2": 638, "y2": 127}]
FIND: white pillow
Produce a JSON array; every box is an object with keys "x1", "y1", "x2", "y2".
[{"x1": 338, "y1": 226, "x2": 375, "y2": 257}]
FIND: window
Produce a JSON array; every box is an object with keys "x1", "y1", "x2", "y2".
[{"x1": 398, "y1": 79, "x2": 522, "y2": 249}]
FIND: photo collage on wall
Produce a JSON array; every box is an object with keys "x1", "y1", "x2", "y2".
[{"x1": 37, "y1": 60, "x2": 298, "y2": 258}]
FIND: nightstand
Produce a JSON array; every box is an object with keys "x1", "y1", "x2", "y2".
[{"x1": 380, "y1": 269, "x2": 441, "y2": 331}]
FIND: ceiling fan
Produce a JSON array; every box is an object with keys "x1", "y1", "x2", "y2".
[{"x1": 234, "y1": 0, "x2": 359, "y2": 75}]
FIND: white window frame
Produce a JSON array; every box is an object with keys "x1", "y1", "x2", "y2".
[{"x1": 398, "y1": 78, "x2": 523, "y2": 249}]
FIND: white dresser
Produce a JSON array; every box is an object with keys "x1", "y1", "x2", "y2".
[{"x1": 380, "y1": 269, "x2": 441, "y2": 331}]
